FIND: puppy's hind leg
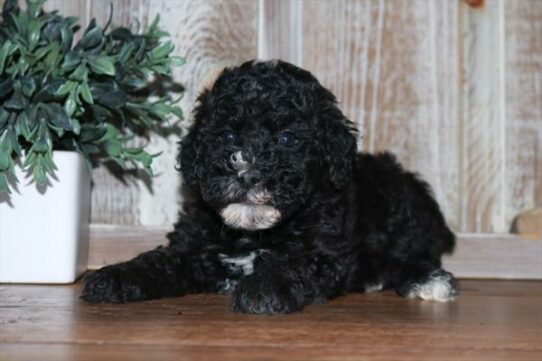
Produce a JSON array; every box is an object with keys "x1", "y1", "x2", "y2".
[{"x1": 393, "y1": 261, "x2": 459, "y2": 302}]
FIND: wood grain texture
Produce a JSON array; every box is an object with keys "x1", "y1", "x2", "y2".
[
  {"x1": 441, "y1": 234, "x2": 542, "y2": 280},
  {"x1": 300, "y1": 0, "x2": 461, "y2": 231},
  {"x1": 259, "y1": 0, "x2": 302, "y2": 65},
  {"x1": 504, "y1": 0, "x2": 542, "y2": 228},
  {"x1": 1, "y1": 280, "x2": 542, "y2": 361},
  {"x1": 87, "y1": 225, "x2": 542, "y2": 279},
  {"x1": 458, "y1": 0, "x2": 506, "y2": 233}
]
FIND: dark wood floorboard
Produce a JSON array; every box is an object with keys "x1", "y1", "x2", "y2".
[{"x1": 1, "y1": 280, "x2": 541, "y2": 361}]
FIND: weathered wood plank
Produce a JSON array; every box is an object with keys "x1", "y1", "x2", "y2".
[
  {"x1": 259, "y1": 0, "x2": 302, "y2": 65},
  {"x1": 458, "y1": 0, "x2": 507, "y2": 233},
  {"x1": 301, "y1": 0, "x2": 461, "y2": 231},
  {"x1": 504, "y1": 0, "x2": 542, "y2": 229},
  {"x1": 87, "y1": 224, "x2": 542, "y2": 280}
]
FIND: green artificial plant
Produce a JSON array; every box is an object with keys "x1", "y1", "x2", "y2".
[{"x1": 0, "y1": 0, "x2": 184, "y2": 193}]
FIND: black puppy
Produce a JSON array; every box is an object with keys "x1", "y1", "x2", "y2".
[{"x1": 82, "y1": 60, "x2": 458, "y2": 314}]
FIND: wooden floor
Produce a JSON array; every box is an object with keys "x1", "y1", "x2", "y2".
[{"x1": 1, "y1": 280, "x2": 541, "y2": 361}]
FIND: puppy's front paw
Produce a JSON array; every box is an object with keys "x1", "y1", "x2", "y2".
[
  {"x1": 231, "y1": 273, "x2": 304, "y2": 315},
  {"x1": 81, "y1": 266, "x2": 145, "y2": 303},
  {"x1": 399, "y1": 269, "x2": 459, "y2": 302}
]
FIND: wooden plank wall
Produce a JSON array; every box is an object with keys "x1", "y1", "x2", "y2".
[{"x1": 25, "y1": 0, "x2": 541, "y2": 234}]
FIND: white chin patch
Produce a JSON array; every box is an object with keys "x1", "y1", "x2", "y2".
[
  {"x1": 407, "y1": 271, "x2": 458, "y2": 302},
  {"x1": 220, "y1": 203, "x2": 281, "y2": 230}
]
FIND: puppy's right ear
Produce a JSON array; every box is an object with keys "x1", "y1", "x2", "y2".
[
  {"x1": 178, "y1": 93, "x2": 209, "y2": 189},
  {"x1": 177, "y1": 125, "x2": 200, "y2": 189}
]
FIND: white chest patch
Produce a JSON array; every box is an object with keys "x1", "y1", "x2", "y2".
[
  {"x1": 220, "y1": 203, "x2": 281, "y2": 230},
  {"x1": 407, "y1": 270, "x2": 458, "y2": 302},
  {"x1": 218, "y1": 249, "x2": 268, "y2": 276}
]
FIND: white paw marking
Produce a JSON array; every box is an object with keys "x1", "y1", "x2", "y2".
[
  {"x1": 221, "y1": 203, "x2": 281, "y2": 230},
  {"x1": 408, "y1": 271, "x2": 457, "y2": 302},
  {"x1": 364, "y1": 283, "x2": 384, "y2": 293},
  {"x1": 218, "y1": 278, "x2": 238, "y2": 294},
  {"x1": 218, "y1": 249, "x2": 268, "y2": 276}
]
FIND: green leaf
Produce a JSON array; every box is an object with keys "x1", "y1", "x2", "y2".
[
  {"x1": 104, "y1": 140, "x2": 121, "y2": 157},
  {"x1": 69, "y1": 63, "x2": 87, "y2": 81},
  {"x1": 123, "y1": 147, "x2": 144, "y2": 156},
  {"x1": 33, "y1": 82, "x2": 59, "y2": 102},
  {"x1": 117, "y1": 42, "x2": 134, "y2": 62},
  {"x1": 79, "y1": 125, "x2": 106, "y2": 142},
  {"x1": 87, "y1": 55, "x2": 115, "y2": 76},
  {"x1": 149, "y1": 41, "x2": 172, "y2": 60},
  {"x1": 150, "y1": 65, "x2": 168, "y2": 75},
  {"x1": 26, "y1": 0, "x2": 43, "y2": 18},
  {"x1": 43, "y1": 103, "x2": 73, "y2": 130},
  {"x1": 171, "y1": 106, "x2": 183, "y2": 118},
  {"x1": 56, "y1": 80, "x2": 77, "y2": 96},
  {"x1": 33, "y1": 161, "x2": 47, "y2": 185},
  {"x1": 0, "y1": 41, "x2": 12, "y2": 75},
  {"x1": 138, "y1": 151, "x2": 152, "y2": 168},
  {"x1": 27, "y1": 18, "x2": 43, "y2": 49},
  {"x1": 18, "y1": 110, "x2": 37, "y2": 140},
  {"x1": 64, "y1": 92, "x2": 76, "y2": 116},
  {"x1": 77, "y1": 23, "x2": 103, "y2": 50},
  {"x1": 60, "y1": 25, "x2": 74, "y2": 53},
  {"x1": 0, "y1": 77, "x2": 14, "y2": 97},
  {"x1": 31, "y1": 44, "x2": 52, "y2": 62},
  {"x1": 98, "y1": 124, "x2": 120, "y2": 142},
  {"x1": 4, "y1": 86, "x2": 28, "y2": 110},
  {"x1": 0, "y1": 173, "x2": 10, "y2": 194},
  {"x1": 170, "y1": 56, "x2": 186, "y2": 66},
  {"x1": 44, "y1": 42, "x2": 60, "y2": 68},
  {"x1": 61, "y1": 52, "x2": 80, "y2": 72},
  {"x1": 41, "y1": 151, "x2": 56, "y2": 172},
  {"x1": 71, "y1": 118, "x2": 81, "y2": 135},
  {"x1": 0, "y1": 132, "x2": 12, "y2": 171},
  {"x1": 0, "y1": 110, "x2": 9, "y2": 130},
  {"x1": 20, "y1": 76, "x2": 36, "y2": 97},
  {"x1": 79, "y1": 81, "x2": 93, "y2": 104},
  {"x1": 31, "y1": 123, "x2": 51, "y2": 153}
]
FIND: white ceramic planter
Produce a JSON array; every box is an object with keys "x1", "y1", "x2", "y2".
[{"x1": 0, "y1": 151, "x2": 91, "y2": 283}]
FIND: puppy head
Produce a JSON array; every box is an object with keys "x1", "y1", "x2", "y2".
[{"x1": 179, "y1": 60, "x2": 356, "y2": 230}]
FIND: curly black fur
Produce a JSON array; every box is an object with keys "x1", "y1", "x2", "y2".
[{"x1": 82, "y1": 60, "x2": 459, "y2": 314}]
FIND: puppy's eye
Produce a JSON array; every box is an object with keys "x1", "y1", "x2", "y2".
[
  {"x1": 277, "y1": 131, "x2": 297, "y2": 147},
  {"x1": 221, "y1": 130, "x2": 235, "y2": 144}
]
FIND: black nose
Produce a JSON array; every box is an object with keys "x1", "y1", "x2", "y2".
[{"x1": 230, "y1": 151, "x2": 248, "y2": 170}]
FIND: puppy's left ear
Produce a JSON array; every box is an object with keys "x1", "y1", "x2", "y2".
[{"x1": 320, "y1": 108, "x2": 357, "y2": 190}]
